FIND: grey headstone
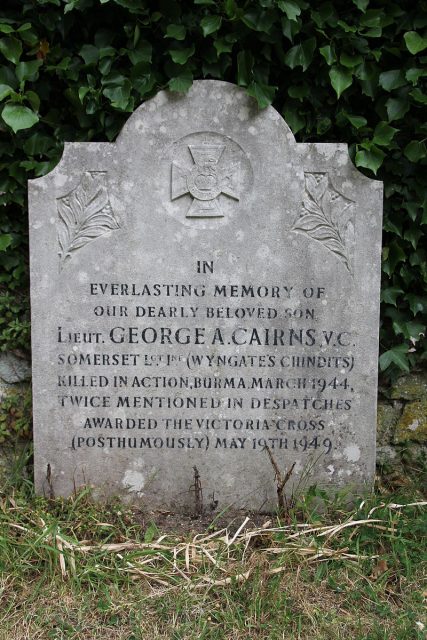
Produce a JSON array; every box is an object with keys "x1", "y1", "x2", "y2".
[{"x1": 29, "y1": 80, "x2": 383, "y2": 510}]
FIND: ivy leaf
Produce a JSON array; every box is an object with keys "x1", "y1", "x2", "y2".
[
  {"x1": 410, "y1": 88, "x2": 427, "y2": 104},
  {"x1": 1, "y1": 103, "x2": 39, "y2": 132},
  {"x1": 340, "y1": 52, "x2": 363, "y2": 68},
  {"x1": 345, "y1": 114, "x2": 367, "y2": 128},
  {"x1": 79, "y1": 44, "x2": 99, "y2": 64},
  {"x1": 165, "y1": 24, "x2": 186, "y2": 40},
  {"x1": 404, "y1": 140, "x2": 427, "y2": 162},
  {"x1": 379, "y1": 345, "x2": 410, "y2": 372},
  {"x1": 168, "y1": 73, "x2": 193, "y2": 92},
  {"x1": 103, "y1": 80, "x2": 132, "y2": 110},
  {"x1": 0, "y1": 83, "x2": 13, "y2": 101},
  {"x1": 15, "y1": 60, "x2": 43, "y2": 83},
  {"x1": 406, "y1": 68, "x2": 427, "y2": 85},
  {"x1": 284, "y1": 37, "x2": 316, "y2": 71},
  {"x1": 373, "y1": 121, "x2": 398, "y2": 146},
  {"x1": 214, "y1": 37, "x2": 234, "y2": 55},
  {"x1": 319, "y1": 45, "x2": 336, "y2": 65},
  {"x1": 404, "y1": 31, "x2": 427, "y2": 54},
  {"x1": 283, "y1": 103, "x2": 305, "y2": 134},
  {"x1": 246, "y1": 81, "x2": 277, "y2": 108},
  {"x1": 237, "y1": 50, "x2": 253, "y2": 86},
  {"x1": 278, "y1": 1, "x2": 301, "y2": 21},
  {"x1": 169, "y1": 45, "x2": 195, "y2": 65},
  {"x1": 386, "y1": 97, "x2": 410, "y2": 122},
  {"x1": 0, "y1": 233, "x2": 13, "y2": 251},
  {"x1": 406, "y1": 294, "x2": 426, "y2": 316},
  {"x1": 329, "y1": 65, "x2": 352, "y2": 98},
  {"x1": 0, "y1": 36, "x2": 22, "y2": 64},
  {"x1": 200, "y1": 15, "x2": 222, "y2": 36},
  {"x1": 355, "y1": 144, "x2": 385, "y2": 174},
  {"x1": 381, "y1": 287, "x2": 403, "y2": 306},
  {"x1": 379, "y1": 69, "x2": 406, "y2": 92},
  {"x1": 352, "y1": 0, "x2": 368, "y2": 11}
]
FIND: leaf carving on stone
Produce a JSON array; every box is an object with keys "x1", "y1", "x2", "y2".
[
  {"x1": 292, "y1": 172, "x2": 354, "y2": 274},
  {"x1": 57, "y1": 171, "x2": 119, "y2": 268}
]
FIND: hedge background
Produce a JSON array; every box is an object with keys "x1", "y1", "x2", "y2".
[{"x1": 0, "y1": 0, "x2": 426, "y2": 380}]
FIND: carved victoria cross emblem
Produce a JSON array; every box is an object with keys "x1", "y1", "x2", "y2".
[{"x1": 171, "y1": 144, "x2": 239, "y2": 217}]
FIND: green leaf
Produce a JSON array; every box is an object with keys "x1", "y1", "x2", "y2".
[
  {"x1": 200, "y1": 15, "x2": 222, "y2": 36},
  {"x1": 345, "y1": 114, "x2": 367, "y2": 128},
  {"x1": 169, "y1": 45, "x2": 195, "y2": 65},
  {"x1": 237, "y1": 50, "x2": 253, "y2": 86},
  {"x1": 405, "y1": 68, "x2": 427, "y2": 85},
  {"x1": 288, "y1": 84, "x2": 308, "y2": 100},
  {"x1": 79, "y1": 44, "x2": 99, "y2": 64},
  {"x1": 284, "y1": 38, "x2": 316, "y2": 72},
  {"x1": 355, "y1": 145, "x2": 385, "y2": 174},
  {"x1": 0, "y1": 83, "x2": 13, "y2": 101},
  {"x1": 168, "y1": 73, "x2": 193, "y2": 92},
  {"x1": 386, "y1": 97, "x2": 410, "y2": 122},
  {"x1": 128, "y1": 41, "x2": 152, "y2": 65},
  {"x1": 406, "y1": 294, "x2": 426, "y2": 316},
  {"x1": 373, "y1": 121, "x2": 398, "y2": 146},
  {"x1": 0, "y1": 24, "x2": 15, "y2": 34},
  {"x1": 15, "y1": 60, "x2": 43, "y2": 83},
  {"x1": 144, "y1": 521, "x2": 159, "y2": 543},
  {"x1": 242, "y1": 10, "x2": 275, "y2": 32},
  {"x1": 404, "y1": 226, "x2": 423, "y2": 249},
  {"x1": 214, "y1": 37, "x2": 234, "y2": 55},
  {"x1": 352, "y1": 0, "x2": 369, "y2": 11},
  {"x1": 384, "y1": 240, "x2": 406, "y2": 274},
  {"x1": 278, "y1": 0, "x2": 301, "y2": 21},
  {"x1": 283, "y1": 103, "x2": 305, "y2": 134},
  {"x1": 404, "y1": 140, "x2": 427, "y2": 162},
  {"x1": 0, "y1": 233, "x2": 12, "y2": 251},
  {"x1": 1, "y1": 103, "x2": 39, "y2": 132},
  {"x1": 319, "y1": 45, "x2": 336, "y2": 65},
  {"x1": 379, "y1": 345, "x2": 410, "y2": 373},
  {"x1": 378, "y1": 69, "x2": 406, "y2": 91},
  {"x1": 329, "y1": 65, "x2": 352, "y2": 98},
  {"x1": 410, "y1": 88, "x2": 427, "y2": 104},
  {"x1": 340, "y1": 52, "x2": 363, "y2": 68},
  {"x1": 0, "y1": 37, "x2": 22, "y2": 64},
  {"x1": 246, "y1": 81, "x2": 277, "y2": 109},
  {"x1": 381, "y1": 287, "x2": 403, "y2": 306},
  {"x1": 165, "y1": 24, "x2": 186, "y2": 40},
  {"x1": 103, "y1": 80, "x2": 132, "y2": 110},
  {"x1": 404, "y1": 31, "x2": 427, "y2": 54}
]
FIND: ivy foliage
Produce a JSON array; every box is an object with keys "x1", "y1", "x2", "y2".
[{"x1": 0, "y1": 0, "x2": 426, "y2": 379}]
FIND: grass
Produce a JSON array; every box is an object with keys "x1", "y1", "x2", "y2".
[{"x1": 0, "y1": 448, "x2": 426, "y2": 640}]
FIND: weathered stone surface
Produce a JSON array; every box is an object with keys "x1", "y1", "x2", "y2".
[
  {"x1": 390, "y1": 372, "x2": 427, "y2": 401},
  {"x1": 0, "y1": 352, "x2": 31, "y2": 384},
  {"x1": 28, "y1": 81, "x2": 383, "y2": 510},
  {"x1": 376, "y1": 401, "x2": 402, "y2": 445},
  {"x1": 394, "y1": 399, "x2": 427, "y2": 444}
]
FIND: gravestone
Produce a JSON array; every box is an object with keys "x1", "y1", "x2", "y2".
[{"x1": 29, "y1": 80, "x2": 383, "y2": 510}]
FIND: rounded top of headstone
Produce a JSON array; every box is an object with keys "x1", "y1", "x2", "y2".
[{"x1": 116, "y1": 79, "x2": 297, "y2": 148}]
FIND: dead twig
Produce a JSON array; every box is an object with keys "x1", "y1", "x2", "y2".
[{"x1": 264, "y1": 445, "x2": 295, "y2": 518}]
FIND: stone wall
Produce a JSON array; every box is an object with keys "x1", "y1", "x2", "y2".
[{"x1": 377, "y1": 371, "x2": 427, "y2": 471}]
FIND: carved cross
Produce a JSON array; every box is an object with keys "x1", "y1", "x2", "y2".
[{"x1": 171, "y1": 144, "x2": 239, "y2": 217}]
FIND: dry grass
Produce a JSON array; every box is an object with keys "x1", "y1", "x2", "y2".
[{"x1": 1, "y1": 487, "x2": 426, "y2": 640}]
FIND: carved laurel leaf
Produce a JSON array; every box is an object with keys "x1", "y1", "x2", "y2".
[
  {"x1": 57, "y1": 171, "x2": 119, "y2": 267},
  {"x1": 292, "y1": 172, "x2": 353, "y2": 274}
]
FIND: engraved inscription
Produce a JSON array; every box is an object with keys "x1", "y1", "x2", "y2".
[
  {"x1": 292, "y1": 173, "x2": 354, "y2": 274},
  {"x1": 57, "y1": 171, "x2": 119, "y2": 268}
]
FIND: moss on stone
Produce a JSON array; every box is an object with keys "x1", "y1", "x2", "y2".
[
  {"x1": 390, "y1": 373, "x2": 427, "y2": 401},
  {"x1": 376, "y1": 402, "x2": 402, "y2": 445},
  {"x1": 394, "y1": 399, "x2": 427, "y2": 444}
]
